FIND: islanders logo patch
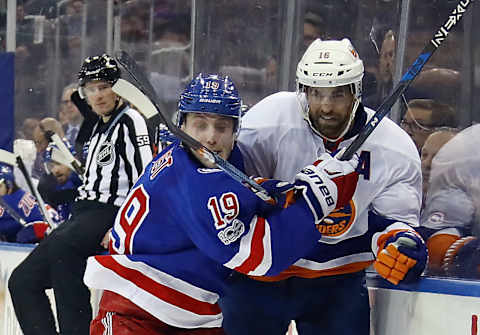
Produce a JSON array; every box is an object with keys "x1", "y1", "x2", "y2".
[{"x1": 316, "y1": 200, "x2": 356, "y2": 237}]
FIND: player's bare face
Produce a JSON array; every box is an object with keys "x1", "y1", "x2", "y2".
[
  {"x1": 49, "y1": 162, "x2": 72, "y2": 185},
  {"x1": 307, "y1": 86, "x2": 354, "y2": 139},
  {"x1": 182, "y1": 113, "x2": 235, "y2": 168},
  {"x1": 84, "y1": 80, "x2": 118, "y2": 120}
]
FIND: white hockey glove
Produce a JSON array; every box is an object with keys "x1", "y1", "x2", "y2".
[{"x1": 294, "y1": 152, "x2": 359, "y2": 222}]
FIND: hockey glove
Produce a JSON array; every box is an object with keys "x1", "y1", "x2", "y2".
[
  {"x1": 442, "y1": 236, "x2": 480, "y2": 279},
  {"x1": 294, "y1": 153, "x2": 359, "y2": 221},
  {"x1": 374, "y1": 231, "x2": 427, "y2": 285},
  {"x1": 253, "y1": 178, "x2": 296, "y2": 208},
  {"x1": 310, "y1": 151, "x2": 359, "y2": 209},
  {"x1": 16, "y1": 222, "x2": 50, "y2": 243}
]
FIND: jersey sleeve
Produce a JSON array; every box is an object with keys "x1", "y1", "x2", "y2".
[
  {"x1": 370, "y1": 151, "x2": 421, "y2": 227},
  {"x1": 178, "y1": 171, "x2": 323, "y2": 277},
  {"x1": 118, "y1": 109, "x2": 154, "y2": 185}
]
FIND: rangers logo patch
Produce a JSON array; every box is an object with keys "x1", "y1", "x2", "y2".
[
  {"x1": 150, "y1": 149, "x2": 173, "y2": 179},
  {"x1": 96, "y1": 141, "x2": 115, "y2": 166},
  {"x1": 316, "y1": 200, "x2": 356, "y2": 237}
]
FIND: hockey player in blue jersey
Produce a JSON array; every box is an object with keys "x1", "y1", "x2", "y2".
[
  {"x1": 84, "y1": 73, "x2": 361, "y2": 335},
  {"x1": 0, "y1": 163, "x2": 60, "y2": 243}
]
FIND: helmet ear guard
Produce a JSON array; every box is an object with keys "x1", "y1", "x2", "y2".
[
  {"x1": 296, "y1": 38, "x2": 364, "y2": 141},
  {"x1": 176, "y1": 73, "x2": 243, "y2": 138}
]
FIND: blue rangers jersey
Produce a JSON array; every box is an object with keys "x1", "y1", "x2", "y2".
[
  {"x1": 84, "y1": 141, "x2": 328, "y2": 328},
  {"x1": 237, "y1": 91, "x2": 422, "y2": 280},
  {"x1": 0, "y1": 189, "x2": 61, "y2": 242},
  {"x1": 55, "y1": 172, "x2": 82, "y2": 222}
]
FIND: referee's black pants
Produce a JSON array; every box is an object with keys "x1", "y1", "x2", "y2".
[{"x1": 8, "y1": 200, "x2": 119, "y2": 335}]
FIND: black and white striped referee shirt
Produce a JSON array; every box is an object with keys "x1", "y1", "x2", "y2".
[{"x1": 77, "y1": 103, "x2": 153, "y2": 207}]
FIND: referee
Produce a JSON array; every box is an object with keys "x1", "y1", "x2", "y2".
[{"x1": 9, "y1": 54, "x2": 153, "y2": 335}]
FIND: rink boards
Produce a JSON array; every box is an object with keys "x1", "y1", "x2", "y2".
[{"x1": 0, "y1": 242, "x2": 478, "y2": 335}]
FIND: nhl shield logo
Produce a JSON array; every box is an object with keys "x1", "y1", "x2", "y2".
[{"x1": 96, "y1": 141, "x2": 115, "y2": 166}]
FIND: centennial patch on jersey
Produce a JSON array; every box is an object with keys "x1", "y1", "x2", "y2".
[
  {"x1": 218, "y1": 219, "x2": 244, "y2": 245},
  {"x1": 150, "y1": 149, "x2": 173, "y2": 180},
  {"x1": 96, "y1": 141, "x2": 115, "y2": 166},
  {"x1": 316, "y1": 200, "x2": 356, "y2": 237}
]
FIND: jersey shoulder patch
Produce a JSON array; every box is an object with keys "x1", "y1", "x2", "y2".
[{"x1": 150, "y1": 148, "x2": 174, "y2": 180}]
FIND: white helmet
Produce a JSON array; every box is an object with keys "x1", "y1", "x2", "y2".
[{"x1": 296, "y1": 38, "x2": 364, "y2": 141}]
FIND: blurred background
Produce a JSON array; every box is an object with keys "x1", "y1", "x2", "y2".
[{"x1": 1, "y1": 0, "x2": 477, "y2": 137}]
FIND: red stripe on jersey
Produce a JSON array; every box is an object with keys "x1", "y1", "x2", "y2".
[
  {"x1": 95, "y1": 256, "x2": 221, "y2": 316},
  {"x1": 234, "y1": 217, "x2": 266, "y2": 274}
]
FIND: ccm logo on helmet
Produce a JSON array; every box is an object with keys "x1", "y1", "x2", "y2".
[
  {"x1": 312, "y1": 72, "x2": 334, "y2": 77},
  {"x1": 302, "y1": 168, "x2": 335, "y2": 207}
]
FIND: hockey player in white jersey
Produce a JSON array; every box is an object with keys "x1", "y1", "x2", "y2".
[
  {"x1": 219, "y1": 38, "x2": 428, "y2": 335},
  {"x1": 419, "y1": 124, "x2": 480, "y2": 278}
]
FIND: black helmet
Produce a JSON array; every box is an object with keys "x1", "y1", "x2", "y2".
[{"x1": 78, "y1": 54, "x2": 121, "y2": 87}]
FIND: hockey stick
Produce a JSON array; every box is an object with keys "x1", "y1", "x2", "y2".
[
  {"x1": 0, "y1": 149, "x2": 55, "y2": 228},
  {"x1": 0, "y1": 195, "x2": 27, "y2": 226},
  {"x1": 45, "y1": 132, "x2": 85, "y2": 177},
  {"x1": 112, "y1": 52, "x2": 274, "y2": 202},
  {"x1": 341, "y1": 0, "x2": 473, "y2": 160}
]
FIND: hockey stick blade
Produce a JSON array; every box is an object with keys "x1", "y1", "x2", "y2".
[
  {"x1": 48, "y1": 132, "x2": 85, "y2": 177},
  {"x1": 113, "y1": 54, "x2": 274, "y2": 202},
  {"x1": 341, "y1": 0, "x2": 473, "y2": 160},
  {"x1": 0, "y1": 195, "x2": 27, "y2": 226},
  {"x1": 0, "y1": 149, "x2": 18, "y2": 166}
]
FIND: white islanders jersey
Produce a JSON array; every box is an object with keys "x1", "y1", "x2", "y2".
[{"x1": 238, "y1": 91, "x2": 422, "y2": 278}]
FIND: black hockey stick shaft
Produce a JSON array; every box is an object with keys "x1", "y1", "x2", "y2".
[
  {"x1": 114, "y1": 51, "x2": 274, "y2": 202},
  {"x1": 341, "y1": 0, "x2": 473, "y2": 160},
  {"x1": 16, "y1": 156, "x2": 54, "y2": 228},
  {"x1": 0, "y1": 195, "x2": 27, "y2": 226}
]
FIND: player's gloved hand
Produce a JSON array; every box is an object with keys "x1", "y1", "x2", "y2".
[
  {"x1": 374, "y1": 231, "x2": 427, "y2": 285},
  {"x1": 313, "y1": 150, "x2": 360, "y2": 209},
  {"x1": 16, "y1": 222, "x2": 50, "y2": 243},
  {"x1": 253, "y1": 178, "x2": 296, "y2": 209},
  {"x1": 294, "y1": 152, "x2": 359, "y2": 221},
  {"x1": 442, "y1": 236, "x2": 480, "y2": 279}
]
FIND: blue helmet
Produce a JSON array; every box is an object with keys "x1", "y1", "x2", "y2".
[
  {"x1": 0, "y1": 163, "x2": 14, "y2": 189},
  {"x1": 177, "y1": 73, "x2": 242, "y2": 135}
]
